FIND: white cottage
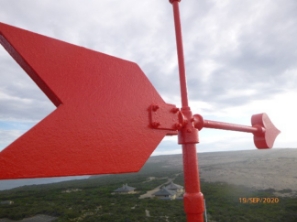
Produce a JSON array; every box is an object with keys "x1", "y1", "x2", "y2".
[
  {"x1": 165, "y1": 182, "x2": 184, "y2": 193},
  {"x1": 114, "y1": 184, "x2": 136, "y2": 194},
  {"x1": 152, "y1": 187, "x2": 176, "y2": 200}
]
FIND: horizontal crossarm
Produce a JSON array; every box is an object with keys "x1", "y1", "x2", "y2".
[{"x1": 192, "y1": 113, "x2": 280, "y2": 149}]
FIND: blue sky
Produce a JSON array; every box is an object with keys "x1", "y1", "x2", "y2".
[{"x1": 0, "y1": 0, "x2": 296, "y2": 158}]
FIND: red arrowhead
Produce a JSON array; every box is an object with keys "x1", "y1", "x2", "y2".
[
  {"x1": 0, "y1": 23, "x2": 168, "y2": 179},
  {"x1": 251, "y1": 113, "x2": 280, "y2": 149}
]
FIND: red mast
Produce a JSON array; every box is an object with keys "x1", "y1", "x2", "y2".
[{"x1": 169, "y1": 0, "x2": 205, "y2": 221}]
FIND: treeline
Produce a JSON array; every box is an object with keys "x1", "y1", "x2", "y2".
[{"x1": 0, "y1": 163, "x2": 296, "y2": 221}]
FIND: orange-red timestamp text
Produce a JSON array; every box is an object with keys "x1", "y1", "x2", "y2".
[{"x1": 239, "y1": 197, "x2": 279, "y2": 204}]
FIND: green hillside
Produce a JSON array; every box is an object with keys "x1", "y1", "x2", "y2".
[{"x1": 0, "y1": 158, "x2": 296, "y2": 222}]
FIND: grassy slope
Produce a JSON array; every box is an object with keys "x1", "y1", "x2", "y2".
[{"x1": 0, "y1": 159, "x2": 296, "y2": 221}]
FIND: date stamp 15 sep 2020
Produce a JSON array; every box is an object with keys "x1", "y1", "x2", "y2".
[{"x1": 239, "y1": 197, "x2": 279, "y2": 204}]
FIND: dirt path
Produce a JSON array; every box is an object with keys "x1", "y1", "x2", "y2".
[
  {"x1": 139, "y1": 178, "x2": 172, "y2": 199},
  {"x1": 145, "y1": 209, "x2": 150, "y2": 217}
]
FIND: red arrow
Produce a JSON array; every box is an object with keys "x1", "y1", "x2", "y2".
[
  {"x1": 0, "y1": 22, "x2": 169, "y2": 179},
  {"x1": 192, "y1": 113, "x2": 280, "y2": 148}
]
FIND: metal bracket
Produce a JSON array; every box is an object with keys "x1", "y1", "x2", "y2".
[{"x1": 149, "y1": 103, "x2": 185, "y2": 131}]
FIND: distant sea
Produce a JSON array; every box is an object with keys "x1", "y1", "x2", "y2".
[{"x1": 0, "y1": 176, "x2": 89, "y2": 191}]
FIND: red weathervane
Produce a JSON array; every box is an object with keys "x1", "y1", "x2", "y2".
[{"x1": 0, "y1": 1, "x2": 280, "y2": 222}]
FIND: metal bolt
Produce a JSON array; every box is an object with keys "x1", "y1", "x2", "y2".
[
  {"x1": 152, "y1": 122, "x2": 160, "y2": 128},
  {"x1": 152, "y1": 105, "x2": 159, "y2": 111},
  {"x1": 171, "y1": 107, "x2": 179, "y2": 113},
  {"x1": 174, "y1": 123, "x2": 182, "y2": 130}
]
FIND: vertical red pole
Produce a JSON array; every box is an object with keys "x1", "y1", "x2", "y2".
[
  {"x1": 170, "y1": 0, "x2": 189, "y2": 109},
  {"x1": 169, "y1": 0, "x2": 205, "y2": 221}
]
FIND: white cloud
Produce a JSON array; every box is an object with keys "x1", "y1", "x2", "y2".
[
  {"x1": 0, "y1": 129, "x2": 24, "y2": 151},
  {"x1": 0, "y1": 0, "x2": 296, "y2": 157}
]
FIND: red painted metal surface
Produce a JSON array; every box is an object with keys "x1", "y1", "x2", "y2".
[
  {"x1": 169, "y1": 0, "x2": 204, "y2": 221},
  {"x1": 0, "y1": 1, "x2": 281, "y2": 222},
  {"x1": 251, "y1": 113, "x2": 281, "y2": 148},
  {"x1": 0, "y1": 22, "x2": 172, "y2": 179},
  {"x1": 193, "y1": 113, "x2": 280, "y2": 148},
  {"x1": 169, "y1": 1, "x2": 279, "y2": 221},
  {"x1": 149, "y1": 103, "x2": 180, "y2": 131}
]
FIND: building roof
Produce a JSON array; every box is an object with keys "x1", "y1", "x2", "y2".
[
  {"x1": 153, "y1": 187, "x2": 175, "y2": 196},
  {"x1": 114, "y1": 184, "x2": 135, "y2": 192},
  {"x1": 0, "y1": 200, "x2": 13, "y2": 205},
  {"x1": 165, "y1": 182, "x2": 183, "y2": 190}
]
